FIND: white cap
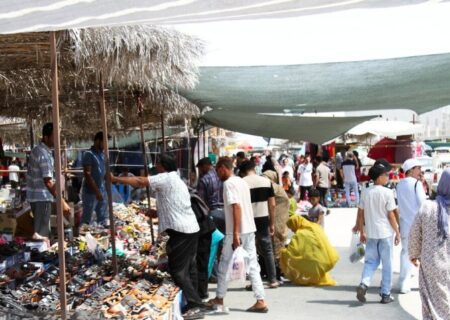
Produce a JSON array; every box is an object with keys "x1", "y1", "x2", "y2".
[{"x1": 402, "y1": 158, "x2": 421, "y2": 173}]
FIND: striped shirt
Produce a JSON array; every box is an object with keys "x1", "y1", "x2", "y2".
[
  {"x1": 149, "y1": 171, "x2": 199, "y2": 234},
  {"x1": 243, "y1": 174, "x2": 275, "y2": 218},
  {"x1": 26, "y1": 142, "x2": 54, "y2": 203}
]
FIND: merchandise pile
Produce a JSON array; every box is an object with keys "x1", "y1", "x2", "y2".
[{"x1": 0, "y1": 201, "x2": 182, "y2": 320}]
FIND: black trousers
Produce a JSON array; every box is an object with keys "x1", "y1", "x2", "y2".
[
  {"x1": 300, "y1": 185, "x2": 312, "y2": 201},
  {"x1": 317, "y1": 187, "x2": 328, "y2": 207},
  {"x1": 197, "y1": 231, "x2": 213, "y2": 299},
  {"x1": 166, "y1": 230, "x2": 202, "y2": 309}
]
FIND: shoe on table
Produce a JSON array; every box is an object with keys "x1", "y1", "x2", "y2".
[
  {"x1": 380, "y1": 294, "x2": 394, "y2": 304},
  {"x1": 356, "y1": 283, "x2": 368, "y2": 303}
]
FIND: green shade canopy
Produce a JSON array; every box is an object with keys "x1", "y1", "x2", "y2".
[
  {"x1": 203, "y1": 110, "x2": 373, "y2": 144},
  {"x1": 184, "y1": 53, "x2": 450, "y2": 115}
]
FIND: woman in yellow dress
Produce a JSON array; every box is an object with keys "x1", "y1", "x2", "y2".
[{"x1": 280, "y1": 215, "x2": 339, "y2": 286}]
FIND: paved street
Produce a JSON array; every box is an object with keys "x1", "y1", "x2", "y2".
[{"x1": 207, "y1": 208, "x2": 422, "y2": 320}]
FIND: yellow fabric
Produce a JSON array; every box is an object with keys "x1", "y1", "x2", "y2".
[
  {"x1": 288, "y1": 198, "x2": 297, "y2": 217},
  {"x1": 280, "y1": 215, "x2": 339, "y2": 286}
]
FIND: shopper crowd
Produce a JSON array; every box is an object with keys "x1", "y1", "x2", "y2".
[{"x1": 18, "y1": 125, "x2": 449, "y2": 320}]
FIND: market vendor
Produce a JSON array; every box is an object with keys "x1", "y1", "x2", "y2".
[
  {"x1": 111, "y1": 154, "x2": 207, "y2": 319},
  {"x1": 81, "y1": 132, "x2": 108, "y2": 226},
  {"x1": 26, "y1": 123, "x2": 70, "y2": 239}
]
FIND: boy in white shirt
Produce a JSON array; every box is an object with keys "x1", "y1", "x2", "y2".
[
  {"x1": 209, "y1": 157, "x2": 268, "y2": 313},
  {"x1": 354, "y1": 160, "x2": 400, "y2": 304}
]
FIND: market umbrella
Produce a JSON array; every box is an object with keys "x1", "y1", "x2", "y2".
[{"x1": 368, "y1": 138, "x2": 397, "y2": 163}]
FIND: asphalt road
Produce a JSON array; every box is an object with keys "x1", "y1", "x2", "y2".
[{"x1": 206, "y1": 208, "x2": 422, "y2": 320}]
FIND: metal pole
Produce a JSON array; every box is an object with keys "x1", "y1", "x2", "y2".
[
  {"x1": 161, "y1": 111, "x2": 166, "y2": 153},
  {"x1": 136, "y1": 95, "x2": 155, "y2": 243},
  {"x1": 98, "y1": 74, "x2": 118, "y2": 275},
  {"x1": 50, "y1": 31, "x2": 67, "y2": 320}
]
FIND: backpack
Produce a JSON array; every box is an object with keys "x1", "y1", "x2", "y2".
[{"x1": 190, "y1": 190, "x2": 216, "y2": 235}]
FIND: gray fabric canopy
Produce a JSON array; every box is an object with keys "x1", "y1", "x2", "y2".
[
  {"x1": 0, "y1": 1, "x2": 431, "y2": 34},
  {"x1": 184, "y1": 53, "x2": 450, "y2": 115},
  {"x1": 203, "y1": 110, "x2": 373, "y2": 144}
]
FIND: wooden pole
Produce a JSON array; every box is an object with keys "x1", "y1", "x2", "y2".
[
  {"x1": 98, "y1": 74, "x2": 118, "y2": 275},
  {"x1": 29, "y1": 119, "x2": 34, "y2": 149},
  {"x1": 186, "y1": 119, "x2": 191, "y2": 186},
  {"x1": 136, "y1": 95, "x2": 155, "y2": 243},
  {"x1": 161, "y1": 111, "x2": 166, "y2": 153},
  {"x1": 203, "y1": 124, "x2": 206, "y2": 158},
  {"x1": 50, "y1": 31, "x2": 67, "y2": 320}
]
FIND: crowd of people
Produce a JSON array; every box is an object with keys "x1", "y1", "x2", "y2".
[{"x1": 16, "y1": 123, "x2": 450, "y2": 320}]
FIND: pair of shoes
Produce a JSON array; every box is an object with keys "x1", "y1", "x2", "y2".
[
  {"x1": 356, "y1": 283, "x2": 368, "y2": 303},
  {"x1": 183, "y1": 307, "x2": 204, "y2": 320},
  {"x1": 399, "y1": 288, "x2": 411, "y2": 294},
  {"x1": 380, "y1": 294, "x2": 395, "y2": 304}
]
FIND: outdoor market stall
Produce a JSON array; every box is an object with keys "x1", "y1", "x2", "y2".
[{"x1": 0, "y1": 25, "x2": 203, "y2": 319}]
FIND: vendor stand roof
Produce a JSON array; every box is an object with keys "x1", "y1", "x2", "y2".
[{"x1": 0, "y1": 25, "x2": 203, "y2": 140}]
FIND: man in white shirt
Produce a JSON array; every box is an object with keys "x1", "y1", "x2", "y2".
[
  {"x1": 8, "y1": 160, "x2": 20, "y2": 189},
  {"x1": 209, "y1": 157, "x2": 268, "y2": 313},
  {"x1": 297, "y1": 155, "x2": 313, "y2": 200},
  {"x1": 396, "y1": 158, "x2": 426, "y2": 294},
  {"x1": 355, "y1": 160, "x2": 400, "y2": 304},
  {"x1": 341, "y1": 151, "x2": 359, "y2": 207},
  {"x1": 112, "y1": 154, "x2": 206, "y2": 319}
]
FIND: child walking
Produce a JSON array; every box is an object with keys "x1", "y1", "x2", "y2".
[{"x1": 354, "y1": 160, "x2": 400, "y2": 304}]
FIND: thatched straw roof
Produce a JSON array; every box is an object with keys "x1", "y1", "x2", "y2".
[{"x1": 0, "y1": 25, "x2": 203, "y2": 141}]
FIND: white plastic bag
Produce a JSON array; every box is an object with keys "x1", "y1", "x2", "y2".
[
  {"x1": 349, "y1": 232, "x2": 365, "y2": 263},
  {"x1": 226, "y1": 247, "x2": 248, "y2": 284}
]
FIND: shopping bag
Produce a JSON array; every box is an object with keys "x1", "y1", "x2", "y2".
[
  {"x1": 208, "y1": 229, "x2": 225, "y2": 278},
  {"x1": 349, "y1": 232, "x2": 365, "y2": 263},
  {"x1": 226, "y1": 247, "x2": 248, "y2": 285}
]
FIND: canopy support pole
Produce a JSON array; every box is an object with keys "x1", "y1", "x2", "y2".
[
  {"x1": 29, "y1": 119, "x2": 34, "y2": 149},
  {"x1": 50, "y1": 31, "x2": 67, "y2": 320},
  {"x1": 136, "y1": 94, "x2": 155, "y2": 243},
  {"x1": 98, "y1": 74, "x2": 118, "y2": 275},
  {"x1": 161, "y1": 111, "x2": 166, "y2": 153},
  {"x1": 186, "y1": 119, "x2": 191, "y2": 186},
  {"x1": 203, "y1": 124, "x2": 206, "y2": 158}
]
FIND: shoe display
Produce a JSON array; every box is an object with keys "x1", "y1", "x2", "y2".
[{"x1": 0, "y1": 200, "x2": 188, "y2": 319}]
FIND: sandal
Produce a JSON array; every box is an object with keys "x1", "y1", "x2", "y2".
[
  {"x1": 246, "y1": 305, "x2": 269, "y2": 313},
  {"x1": 182, "y1": 307, "x2": 204, "y2": 320}
]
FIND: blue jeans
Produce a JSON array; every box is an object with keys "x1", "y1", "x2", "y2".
[
  {"x1": 361, "y1": 237, "x2": 393, "y2": 295},
  {"x1": 344, "y1": 181, "x2": 359, "y2": 206},
  {"x1": 81, "y1": 189, "x2": 107, "y2": 225}
]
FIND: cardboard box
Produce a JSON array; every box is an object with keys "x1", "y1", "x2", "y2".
[{"x1": 0, "y1": 214, "x2": 16, "y2": 235}]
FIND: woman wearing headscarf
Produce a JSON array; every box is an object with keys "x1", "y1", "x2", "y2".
[
  {"x1": 408, "y1": 168, "x2": 450, "y2": 320},
  {"x1": 262, "y1": 170, "x2": 290, "y2": 281}
]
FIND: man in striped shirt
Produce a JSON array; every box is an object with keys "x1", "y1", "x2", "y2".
[
  {"x1": 112, "y1": 154, "x2": 209, "y2": 319},
  {"x1": 240, "y1": 160, "x2": 279, "y2": 288},
  {"x1": 26, "y1": 123, "x2": 70, "y2": 238}
]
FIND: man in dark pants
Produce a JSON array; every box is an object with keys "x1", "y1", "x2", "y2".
[
  {"x1": 315, "y1": 156, "x2": 332, "y2": 208},
  {"x1": 240, "y1": 160, "x2": 279, "y2": 288},
  {"x1": 112, "y1": 154, "x2": 208, "y2": 320},
  {"x1": 196, "y1": 157, "x2": 223, "y2": 299}
]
